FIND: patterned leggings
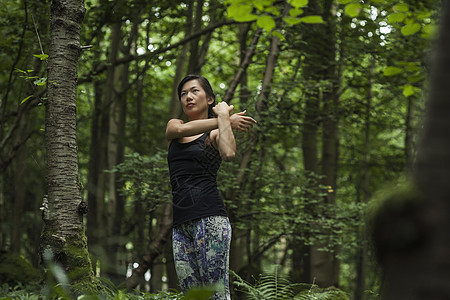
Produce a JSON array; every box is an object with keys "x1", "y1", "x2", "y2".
[{"x1": 172, "y1": 216, "x2": 232, "y2": 300}]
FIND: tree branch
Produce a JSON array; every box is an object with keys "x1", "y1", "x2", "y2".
[
  {"x1": 79, "y1": 20, "x2": 240, "y2": 84},
  {"x1": 222, "y1": 27, "x2": 263, "y2": 104}
]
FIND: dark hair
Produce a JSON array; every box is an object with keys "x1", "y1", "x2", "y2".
[{"x1": 177, "y1": 74, "x2": 216, "y2": 118}]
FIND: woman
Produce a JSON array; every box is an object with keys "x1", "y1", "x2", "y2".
[{"x1": 166, "y1": 75, "x2": 256, "y2": 299}]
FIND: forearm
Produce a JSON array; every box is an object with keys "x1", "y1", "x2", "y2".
[
  {"x1": 217, "y1": 114, "x2": 236, "y2": 161},
  {"x1": 166, "y1": 118, "x2": 218, "y2": 140}
]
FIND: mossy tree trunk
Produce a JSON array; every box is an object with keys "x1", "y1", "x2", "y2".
[
  {"x1": 374, "y1": 3, "x2": 450, "y2": 299},
  {"x1": 41, "y1": 0, "x2": 94, "y2": 283}
]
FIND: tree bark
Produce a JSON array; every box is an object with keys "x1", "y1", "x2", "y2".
[
  {"x1": 355, "y1": 56, "x2": 374, "y2": 300},
  {"x1": 374, "y1": 3, "x2": 450, "y2": 299},
  {"x1": 168, "y1": 0, "x2": 193, "y2": 119},
  {"x1": 187, "y1": 0, "x2": 205, "y2": 75},
  {"x1": 41, "y1": 0, "x2": 94, "y2": 283}
]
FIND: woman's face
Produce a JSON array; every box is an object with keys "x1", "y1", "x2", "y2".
[{"x1": 180, "y1": 79, "x2": 213, "y2": 120}]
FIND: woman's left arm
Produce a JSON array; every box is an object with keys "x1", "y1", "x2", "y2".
[{"x1": 212, "y1": 102, "x2": 236, "y2": 161}]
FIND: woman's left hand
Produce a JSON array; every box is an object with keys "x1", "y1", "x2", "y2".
[{"x1": 230, "y1": 110, "x2": 257, "y2": 132}]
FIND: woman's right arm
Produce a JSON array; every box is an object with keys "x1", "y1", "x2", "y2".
[{"x1": 165, "y1": 118, "x2": 218, "y2": 140}]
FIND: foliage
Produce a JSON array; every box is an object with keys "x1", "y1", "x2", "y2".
[
  {"x1": 108, "y1": 150, "x2": 171, "y2": 211},
  {"x1": 0, "y1": 0, "x2": 437, "y2": 297},
  {"x1": 0, "y1": 253, "x2": 41, "y2": 286},
  {"x1": 232, "y1": 267, "x2": 350, "y2": 300}
]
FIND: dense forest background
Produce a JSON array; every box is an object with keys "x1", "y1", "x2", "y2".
[{"x1": 0, "y1": 0, "x2": 438, "y2": 299}]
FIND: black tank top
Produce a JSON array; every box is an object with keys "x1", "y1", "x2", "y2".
[{"x1": 167, "y1": 133, "x2": 228, "y2": 227}]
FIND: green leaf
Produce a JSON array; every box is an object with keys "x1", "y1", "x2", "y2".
[
  {"x1": 272, "y1": 30, "x2": 286, "y2": 41},
  {"x1": 227, "y1": 4, "x2": 257, "y2": 22},
  {"x1": 283, "y1": 16, "x2": 302, "y2": 26},
  {"x1": 416, "y1": 11, "x2": 432, "y2": 19},
  {"x1": 288, "y1": 0, "x2": 308, "y2": 8},
  {"x1": 387, "y1": 12, "x2": 405, "y2": 23},
  {"x1": 405, "y1": 63, "x2": 420, "y2": 72},
  {"x1": 265, "y1": 6, "x2": 280, "y2": 16},
  {"x1": 299, "y1": 15, "x2": 324, "y2": 24},
  {"x1": 393, "y1": 3, "x2": 409, "y2": 12},
  {"x1": 257, "y1": 15, "x2": 276, "y2": 32},
  {"x1": 401, "y1": 23, "x2": 420, "y2": 36},
  {"x1": 20, "y1": 95, "x2": 33, "y2": 104},
  {"x1": 408, "y1": 74, "x2": 423, "y2": 83},
  {"x1": 337, "y1": 0, "x2": 353, "y2": 4},
  {"x1": 422, "y1": 24, "x2": 437, "y2": 38},
  {"x1": 33, "y1": 53, "x2": 48, "y2": 60},
  {"x1": 289, "y1": 8, "x2": 304, "y2": 17},
  {"x1": 383, "y1": 66, "x2": 402, "y2": 76},
  {"x1": 403, "y1": 84, "x2": 414, "y2": 97},
  {"x1": 344, "y1": 3, "x2": 362, "y2": 18},
  {"x1": 34, "y1": 77, "x2": 47, "y2": 86},
  {"x1": 253, "y1": 0, "x2": 274, "y2": 12}
]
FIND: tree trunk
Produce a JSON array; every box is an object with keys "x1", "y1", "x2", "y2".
[
  {"x1": 41, "y1": 0, "x2": 93, "y2": 283},
  {"x1": 86, "y1": 80, "x2": 103, "y2": 273},
  {"x1": 168, "y1": 0, "x2": 193, "y2": 119},
  {"x1": 374, "y1": 3, "x2": 450, "y2": 299},
  {"x1": 187, "y1": 0, "x2": 205, "y2": 75},
  {"x1": 297, "y1": 0, "x2": 340, "y2": 287},
  {"x1": 355, "y1": 56, "x2": 374, "y2": 300},
  {"x1": 405, "y1": 95, "x2": 416, "y2": 175}
]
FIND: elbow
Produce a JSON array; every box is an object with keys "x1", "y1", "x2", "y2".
[
  {"x1": 222, "y1": 151, "x2": 235, "y2": 162},
  {"x1": 166, "y1": 127, "x2": 183, "y2": 140}
]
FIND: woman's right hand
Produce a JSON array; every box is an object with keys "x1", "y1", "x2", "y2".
[
  {"x1": 213, "y1": 101, "x2": 234, "y2": 117},
  {"x1": 230, "y1": 110, "x2": 257, "y2": 133}
]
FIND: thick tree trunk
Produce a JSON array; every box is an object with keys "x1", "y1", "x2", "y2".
[
  {"x1": 297, "y1": 0, "x2": 340, "y2": 287},
  {"x1": 41, "y1": 0, "x2": 94, "y2": 283},
  {"x1": 374, "y1": 3, "x2": 450, "y2": 299},
  {"x1": 315, "y1": 0, "x2": 340, "y2": 287}
]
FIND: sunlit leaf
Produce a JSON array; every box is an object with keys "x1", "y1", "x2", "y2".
[
  {"x1": 416, "y1": 11, "x2": 432, "y2": 19},
  {"x1": 337, "y1": 0, "x2": 353, "y2": 4},
  {"x1": 299, "y1": 15, "x2": 323, "y2": 23},
  {"x1": 34, "y1": 77, "x2": 47, "y2": 86},
  {"x1": 272, "y1": 30, "x2": 285, "y2": 40},
  {"x1": 288, "y1": 0, "x2": 308, "y2": 8},
  {"x1": 33, "y1": 53, "x2": 48, "y2": 60},
  {"x1": 387, "y1": 12, "x2": 405, "y2": 23},
  {"x1": 257, "y1": 15, "x2": 276, "y2": 31},
  {"x1": 227, "y1": 4, "x2": 257, "y2": 22},
  {"x1": 265, "y1": 6, "x2": 280, "y2": 16},
  {"x1": 403, "y1": 84, "x2": 414, "y2": 97},
  {"x1": 20, "y1": 95, "x2": 33, "y2": 104},
  {"x1": 289, "y1": 8, "x2": 304, "y2": 17},
  {"x1": 401, "y1": 23, "x2": 420, "y2": 36},
  {"x1": 283, "y1": 16, "x2": 302, "y2": 26},
  {"x1": 393, "y1": 3, "x2": 409, "y2": 12},
  {"x1": 345, "y1": 3, "x2": 362, "y2": 18},
  {"x1": 383, "y1": 66, "x2": 403, "y2": 76}
]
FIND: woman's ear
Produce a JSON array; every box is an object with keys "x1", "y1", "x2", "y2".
[{"x1": 207, "y1": 97, "x2": 215, "y2": 105}]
